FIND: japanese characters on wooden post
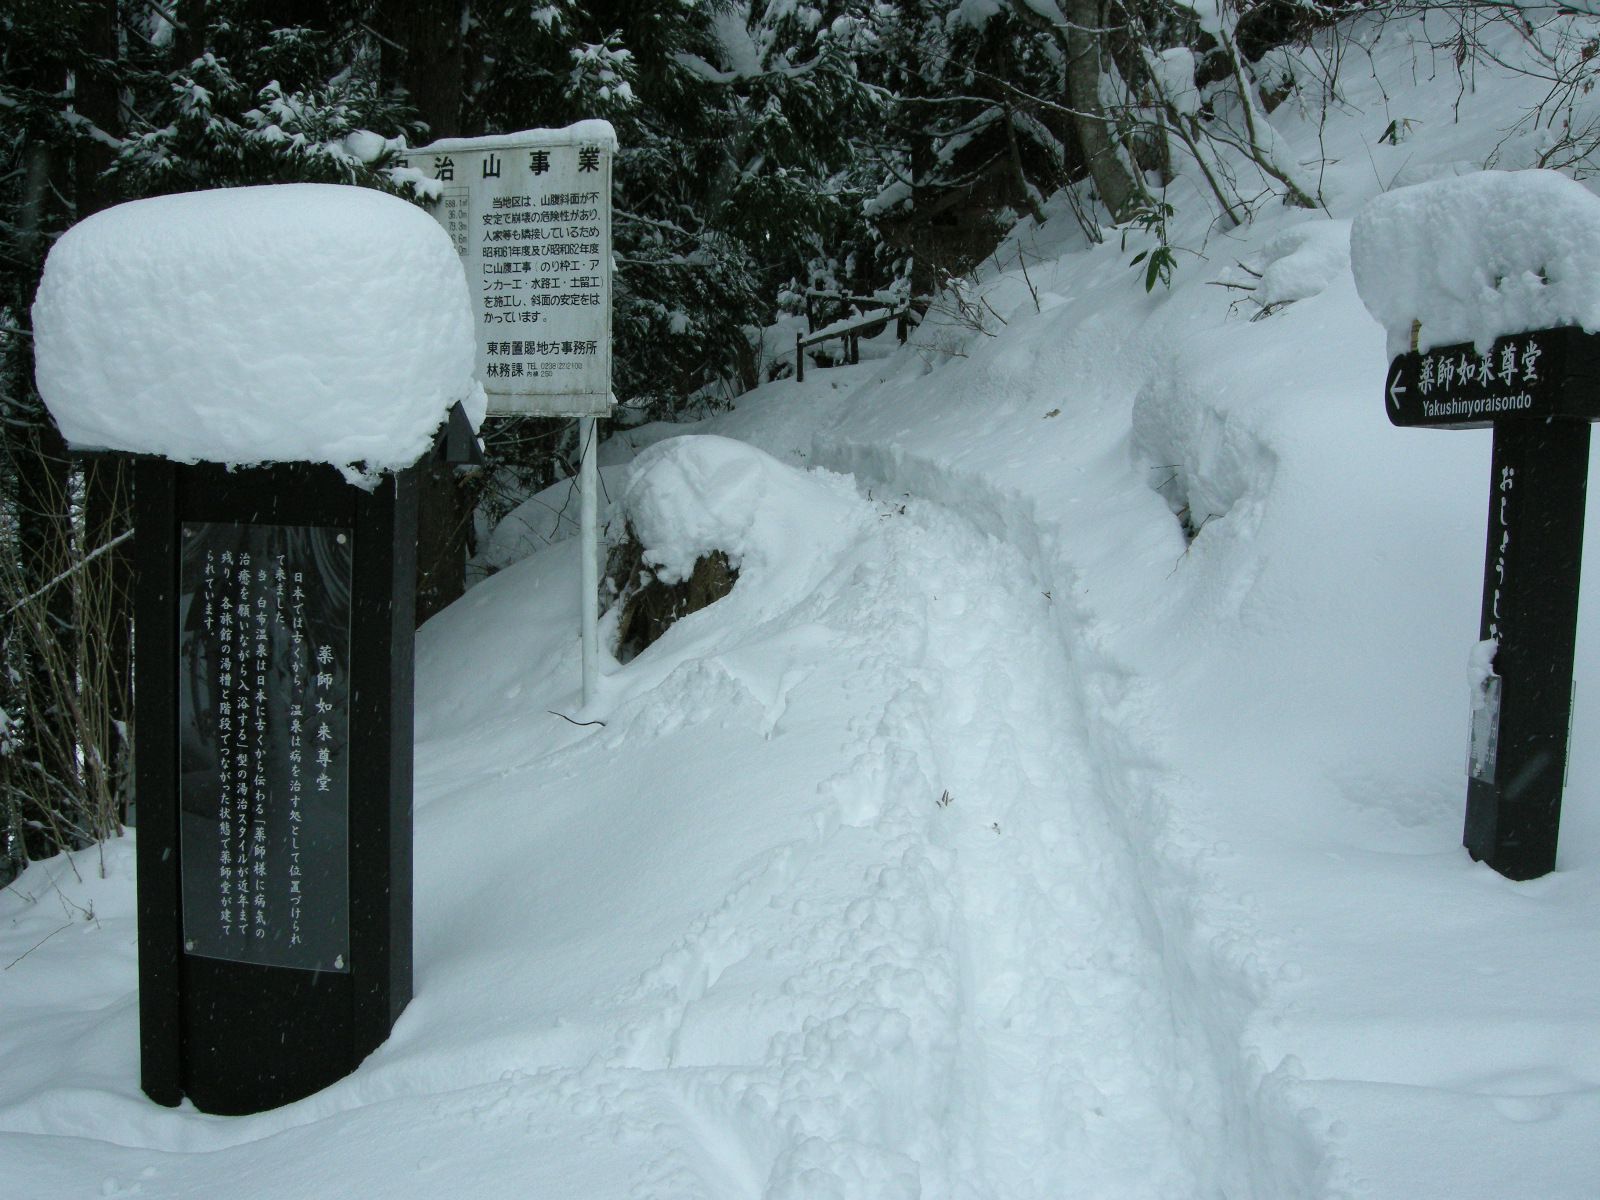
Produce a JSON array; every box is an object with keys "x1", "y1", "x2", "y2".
[
  {"x1": 403, "y1": 123, "x2": 614, "y2": 417},
  {"x1": 1383, "y1": 324, "x2": 1600, "y2": 881},
  {"x1": 177, "y1": 522, "x2": 351, "y2": 973},
  {"x1": 1384, "y1": 326, "x2": 1600, "y2": 429}
]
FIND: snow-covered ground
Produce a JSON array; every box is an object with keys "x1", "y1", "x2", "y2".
[{"x1": 6, "y1": 11, "x2": 1600, "y2": 1198}]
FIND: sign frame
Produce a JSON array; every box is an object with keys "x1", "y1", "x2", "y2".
[{"x1": 136, "y1": 458, "x2": 416, "y2": 1114}]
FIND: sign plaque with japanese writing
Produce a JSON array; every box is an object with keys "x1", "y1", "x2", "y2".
[
  {"x1": 404, "y1": 122, "x2": 614, "y2": 417},
  {"x1": 177, "y1": 522, "x2": 351, "y2": 973},
  {"x1": 1384, "y1": 326, "x2": 1600, "y2": 429},
  {"x1": 137, "y1": 457, "x2": 418, "y2": 1116},
  {"x1": 1380, "y1": 323, "x2": 1599, "y2": 881}
]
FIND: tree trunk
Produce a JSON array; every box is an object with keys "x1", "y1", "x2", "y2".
[
  {"x1": 1059, "y1": 0, "x2": 1147, "y2": 222},
  {"x1": 10, "y1": 412, "x2": 79, "y2": 856},
  {"x1": 1012, "y1": 0, "x2": 1149, "y2": 224},
  {"x1": 74, "y1": 0, "x2": 120, "y2": 217},
  {"x1": 174, "y1": 0, "x2": 206, "y2": 68},
  {"x1": 84, "y1": 459, "x2": 133, "y2": 819},
  {"x1": 77, "y1": 0, "x2": 134, "y2": 823},
  {"x1": 894, "y1": 0, "x2": 937, "y2": 306},
  {"x1": 414, "y1": 462, "x2": 477, "y2": 626},
  {"x1": 6, "y1": 75, "x2": 84, "y2": 852},
  {"x1": 375, "y1": 0, "x2": 468, "y2": 139},
  {"x1": 372, "y1": 0, "x2": 476, "y2": 619}
]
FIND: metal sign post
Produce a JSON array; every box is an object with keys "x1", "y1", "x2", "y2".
[
  {"x1": 404, "y1": 123, "x2": 615, "y2": 705},
  {"x1": 1383, "y1": 326, "x2": 1600, "y2": 879}
]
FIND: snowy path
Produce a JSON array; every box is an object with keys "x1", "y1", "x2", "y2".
[
  {"x1": 787, "y1": 433, "x2": 1325, "y2": 1199},
  {"x1": 579, "y1": 486, "x2": 1230, "y2": 1197},
  {"x1": 449, "y1": 432, "x2": 1316, "y2": 1198},
  {"x1": 843, "y1": 496, "x2": 1215, "y2": 1196},
  {"x1": 1, "y1": 438, "x2": 1313, "y2": 1197}
]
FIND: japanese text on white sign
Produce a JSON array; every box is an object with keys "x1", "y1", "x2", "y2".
[{"x1": 405, "y1": 122, "x2": 614, "y2": 417}]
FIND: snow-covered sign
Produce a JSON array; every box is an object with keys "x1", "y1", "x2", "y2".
[
  {"x1": 1352, "y1": 171, "x2": 1600, "y2": 428},
  {"x1": 402, "y1": 122, "x2": 615, "y2": 418},
  {"x1": 1353, "y1": 170, "x2": 1600, "y2": 881},
  {"x1": 1382, "y1": 327, "x2": 1600, "y2": 429}
]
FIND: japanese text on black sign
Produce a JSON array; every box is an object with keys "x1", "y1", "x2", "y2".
[
  {"x1": 1408, "y1": 338, "x2": 1543, "y2": 421},
  {"x1": 1379, "y1": 328, "x2": 1598, "y2": 428},
  {"x1": 177, "y1": 523, "x2": 351, "y2": 973}
]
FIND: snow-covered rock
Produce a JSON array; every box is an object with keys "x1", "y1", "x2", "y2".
[{"x1": 620, "y1": 435, "x2": 867, "y2": 589}]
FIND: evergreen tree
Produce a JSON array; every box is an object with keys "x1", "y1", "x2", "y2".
[{"x1": 1, "y1": 0, "x2": 433, "y2": 880}]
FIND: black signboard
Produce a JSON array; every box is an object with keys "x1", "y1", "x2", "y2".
[
  {"x1": 1385, "y1": 326, "x2": 1600, "y2": 429},
  {"x1": 1380, "y1": 322, "x2": 1599, "y2": 880},
  {"x1": 1461, "y1": 421, "x2": 1589, "y2": 879},
  {"x1": 137, "y1": 458, "x2": 419, "y2": 1114},
  {"x1": 177, "y1": 522, "x2": 351, "y2": 972}
]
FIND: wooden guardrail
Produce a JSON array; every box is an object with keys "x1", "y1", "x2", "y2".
[{"x1": 795, "y1": 292, "x2": 915, "y2": 383}]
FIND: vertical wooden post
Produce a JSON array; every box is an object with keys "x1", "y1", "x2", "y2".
[
  {"x1": 134, "y1": 457, "x2": 182, "y2": 1108},
  {"x1": 350, "y1": 466, "x2": 417, "y2": 1044},
  {"x1": 796, "y1": 332, "x2": 805, "y2": 383},
  {"x1": 135, "y1": 461, "x2": 416, "y2": 1113},
  {"x1": 1464, "y1": 418, "x2": 1591, "y2": 879}
]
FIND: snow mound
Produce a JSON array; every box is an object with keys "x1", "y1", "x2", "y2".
[
  {"x1": 1351, "y1": 169, "x2": 1600, "y2": 356},
  {"x1": 32, "y1": 183, "x2": 479, "y2": 477},
  {"x1": 619, "y1": 434, "x2": 867, "y2": 589},
  {"x1": 1256, "y1": 219, "x2": 1350, "y2": 308}
]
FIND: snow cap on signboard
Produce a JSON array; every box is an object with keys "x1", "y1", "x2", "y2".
[
  {"x1": 1351, "y1": 169, "x2": 1600, "y2": 358},
  {"x1": 32, "y1": 183, "x2": 482, "y2": 483}
]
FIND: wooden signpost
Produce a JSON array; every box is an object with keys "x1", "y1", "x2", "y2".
[
  {"x1": 1384, "y1": 326, "x2": 1600, "y2": 880},
  {"x1": 136, "y1": 459, "x2": 418, "y2": 1114},
  {"x1": 135, "y1": 420, "x2": 476, "y2": 1114}
]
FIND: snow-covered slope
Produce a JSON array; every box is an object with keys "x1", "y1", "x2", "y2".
[{"x1": 6, "y1": 11, "x2": 1600, "y2": 1198}]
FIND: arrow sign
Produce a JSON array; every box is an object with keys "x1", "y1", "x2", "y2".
[
  {"x1": 1388, "y1": 365, "x2": 1407, "y2": 412},
  {"x1": 1381, "y1": 327, "x2": 1600, "y2": 429}
]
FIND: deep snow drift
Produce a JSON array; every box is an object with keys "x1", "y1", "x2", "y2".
[
  {"x1": 1351, "y1": 168, "x2": 1600, "y2": 355},
  {"x1": 7, "y1": 10, "x2": 1600, "y2": 1199},
  {"x1": 32, "y1": 183, "x2": 480, "y2": 477}
]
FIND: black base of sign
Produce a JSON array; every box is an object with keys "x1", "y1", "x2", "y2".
[
  {"x1": 1463, "y1": 419, "x2": 1590, "y2": 880},
  {"x1": 135, "y1": 459, "x2": 417, "y2": 1114}
]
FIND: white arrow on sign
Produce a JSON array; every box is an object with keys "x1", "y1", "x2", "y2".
[{"x1": 1388, "y1": 368, "x2": 1407, "y2": 412}]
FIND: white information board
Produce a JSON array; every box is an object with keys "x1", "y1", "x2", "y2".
[{"x1": 403, "y1": 122, "x2": 614, "y2": 417}]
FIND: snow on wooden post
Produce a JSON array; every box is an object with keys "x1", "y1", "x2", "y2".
[
  {"x1": 1354, "y1": 169, "x2": 1600, "y2": 880},
  {"x1": 31, "y1": 183, "x2": 481, "y2": 1112},
  {"x1": 402, "y1": 123, "x2": 615, "y2": 705}
]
